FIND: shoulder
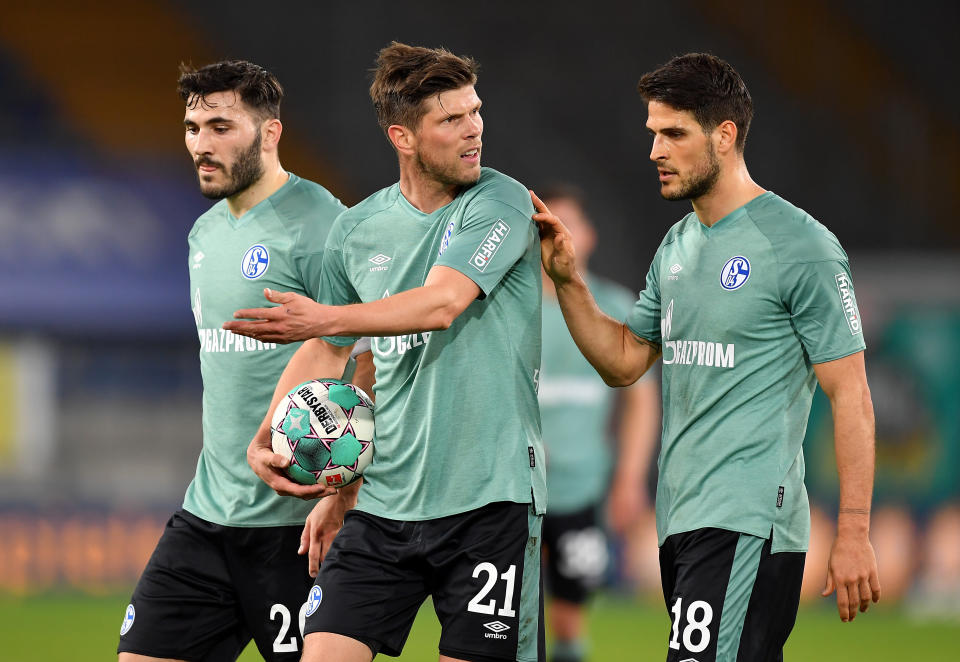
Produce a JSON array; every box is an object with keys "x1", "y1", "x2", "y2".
[
  {"x1": 659, "y1": 212, "x2": 699, "y2": 250},
  {"x1": 269, "y1": 174, "x2": 347, "y2": 238},
  {"x1": 328, "y1": 183, "x2": 400, "y2": 245},
  {"x1": 462, "y1": 167, "x2": 533, "y2": 214},
  {"x1": 745, "y1": 192, "x2": 847, "y2": 264},
  {"x1": 188, "y1": 200, "x2": 227, "y2": 239}
]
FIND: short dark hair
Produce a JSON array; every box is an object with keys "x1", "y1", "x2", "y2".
[
  {"x1": 637, "y1": 53, "x2": 753, "y2": 152},
  {"x1": 369, "y1": 42, "x2": 478, "y2": 134},
  {"x1": 178, "y1": 60, "x2": 283, "y2": 120}
]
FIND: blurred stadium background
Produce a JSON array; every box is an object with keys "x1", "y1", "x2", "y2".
[{"x1": 0, "y1": 0, "x2": 957, "y2": 659}]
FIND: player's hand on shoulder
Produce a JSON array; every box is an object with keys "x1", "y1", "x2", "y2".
[
  {"x1": 224, "y1": 288, "x2": 326, "y2": 343},
  {"x1": 530, "y1": 190, "x2": 577, "y2": 285},
  {"x1": 246, "y1": 430, "x2": 338, "y2": 500}
]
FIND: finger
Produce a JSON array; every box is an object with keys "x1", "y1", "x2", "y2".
[
  {"x1": 835, "y1": 582, "x2": 850, "y2": 622},
  {"x1": 846, "y1": 581, "x2": 860, "y2": 621},
  {"x1": 821, "y1": 572, "x2": 835, "y2": 597},
  {"x1": 298, "y1": 522, "x2": 310, "y2": 555},
  {"x1": 858, "y1": 578, "x2": 872, "y2": 613},
  {"x1": 869, "y1": 571, "x2": 882, "y2": 603},
  {"x1": 265, "y1": 451, "x2": 291, "y2": 469},
  {"x1": 264, "y1": 288, "x2": 295, "y2": 304},
  {"x1": 529, "y1": 189, "x2": 550, "y2": 214},
  {"x1": 230, "y1": 307, "x2": 283, "y2": 321},
  {"x1": 308, "y1": 538, "x2": 322, "y2": 577}
]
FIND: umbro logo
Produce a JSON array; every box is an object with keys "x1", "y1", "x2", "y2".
[
  {"x1": 192, "y1": 251, "x2": 205, "y2": 269},
  {"x1": 369, "y1": 253, "x2": 391, "y2": 272},
  {"x1": 669, "y1": 263, "x2": 682, "y2": 280},
  {"x1": 483, "y1": 620, "x2": 510, "y2": 640}
]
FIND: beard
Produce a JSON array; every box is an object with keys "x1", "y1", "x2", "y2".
[
  {"x1": 661, "y1": 141, "x2": 721, "y2": 201},
  {"x1": 415, "y1": 147, "x2": 481, "y2": 189},
  {"x1": 196, "y1": 130, "x2": 264, "y2": 200}
]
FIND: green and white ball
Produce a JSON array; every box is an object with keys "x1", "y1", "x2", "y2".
[{"x1": 270, "y1": 379, "x2": 374, "y2": 487}]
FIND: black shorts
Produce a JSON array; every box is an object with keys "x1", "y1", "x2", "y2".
[
  {"x1": 659, "y1": 528, "x2": 805, "y2": 662},
  {"x1": 117, "y1": 509, "x2": 313, "y2": 662},
  {"x1": 304, "y1": 501, "x2": 544, "y2": 662},
  {"x1": 542, "y1": 504, "x2": 608, "y2": 604}
]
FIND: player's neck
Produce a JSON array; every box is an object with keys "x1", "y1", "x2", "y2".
[
  {"x1": 226, "y1": 162, "x2": 289, "y2": 218},
  {"x1": 691, "y1": 161, "x2": 765, "y2": 227},
  {"x1": 397, "y1": 165, "x2": 461, "y2": 214}
]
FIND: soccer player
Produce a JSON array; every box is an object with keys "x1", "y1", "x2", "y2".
[
  {"x1": 224, "y1": 43, "x2": 546, "y2": 662},
  {"x1": 534, "y1": 53, "x2": 881, "y2": 661},
  {"x1": 536, "y1": 186, "x2": 659, "y2": 662},
  {"x1": 118, "y1": 60, "x2": 372, "y2": 662}
]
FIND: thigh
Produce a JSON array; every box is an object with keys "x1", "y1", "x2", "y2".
[
  {"x1": 660, "y1": 528, "x2": 762, "y2": 662},
  {"x1": 543, "y1": 505, "x2": 608, "y2": 604},
  {"x1": 225, "y1": 524, "x2": 314, "y2": 662},
  {"x1": 736, "y1": 540, "x2": 805, "y2": 662},
  {"x1": 303, "y1": 510, "x2": 428, "y2": 657},
  {"x1": 117, "y1": 510, "x2": 248, "y2": 661},
  {"x1": 430, "y1": 501, "x2": 544, "y2": 662}
]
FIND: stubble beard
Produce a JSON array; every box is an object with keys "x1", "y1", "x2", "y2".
[
  {"x1": 197, "y1": 130, "x2": 264, "y2": 200},
  {"x1": 415, "y1": 148, "x2": 481, "y2": 189},
  {"x1": 661, "y1": 141, "x2": 721, "y2": 201}
]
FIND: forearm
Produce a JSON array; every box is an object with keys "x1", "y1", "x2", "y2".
[
  {"x1": 322, "y1": 284, "x2": 467, "y2": 337},
  {"x1": 555, "y1": 273, "x2": 658, "y2": 386},
  {"x1": 831, "y1": 384, "x2": 876, "y2": 535}
]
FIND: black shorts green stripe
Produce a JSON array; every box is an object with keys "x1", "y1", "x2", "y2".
[
  {"x1": 659, "y1": 528, "x2": 805, "y2": 662},
  {"x1": 304, "y1": 501, "x2": 544, "y2": 662}
]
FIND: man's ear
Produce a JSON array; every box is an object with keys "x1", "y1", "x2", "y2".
[{"x1": 388, "y1": 124, "x2": 416, "y2": 156}]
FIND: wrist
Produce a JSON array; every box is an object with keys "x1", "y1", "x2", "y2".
[{"x1": 837, "y1": 507, "x2": 870, "y2": 536}]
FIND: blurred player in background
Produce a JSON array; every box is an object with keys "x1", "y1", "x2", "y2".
[
  {"x1": 118, "y1": 60, "x2": 372, "y2": 662},
  {"x1": 535, "y1": 53, "x2": 880, "y2": 661},
  {"x1": 536, "y1": 185, "x2": 659, "y2": 662},
  {"x1": 225, "y1": 42, "x2": 546, "y2": 662}
]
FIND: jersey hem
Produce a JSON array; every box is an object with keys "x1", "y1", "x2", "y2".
[
  {"x1": 355, "y1": 496, "x2": 534, "y2": 522},
  {"x1": 658, "y1": 521, "x2": 771, "y2": 547},
  {"x1": 808, "y1": 345, "x2": 865, "y2": 364},
  {"x1": 181, "y1": 505, "x2": 309, "y2": 529}
]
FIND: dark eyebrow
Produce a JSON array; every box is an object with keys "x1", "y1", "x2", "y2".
[{"x1": 183, "y1": 116, "x2": 236, "y2": 126}]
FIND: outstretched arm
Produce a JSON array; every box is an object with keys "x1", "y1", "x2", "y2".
[
  {"x1": 533, "y1": 190, "x2": 659, "y2": 386},
  {"x1": 223, "y1": 266, "x2": 480, "y2": 343},
  {"x1": 814, "y1": 351, "x2": 881, "y2": 621}
]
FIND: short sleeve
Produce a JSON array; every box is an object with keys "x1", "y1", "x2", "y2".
[
  {"x1": 625, "y1": 253, "x2": 663, "y2": 344},
  {"x1": 434, "y1": 199, "x2": 534, "y2": 296},
  {"x1": 294, "y1": 249, "x2": 325, "y2": 299},
  {"x1": 317, "y1": 246, "x2": 361, "y2": 347},
  {"x1": 780, "y1": 259, "x2": 866, "y2": 363}
]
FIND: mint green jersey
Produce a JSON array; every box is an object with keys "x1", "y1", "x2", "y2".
[
  {"x1": 184, "y1": 174, "x2": 346, "y2": 526},
  {"x1": 626, "y1": 192, "x2": 865, "y2": 552},
  {"x1": 540, "y1": 274, "x2": 637, "y2": 514},
  {"x1": 319, "y1": 167, "x2": 546, "y2": 520}
]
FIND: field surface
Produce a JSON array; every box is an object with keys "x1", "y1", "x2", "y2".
[{"x1": 2, "y1": 593, "x2": 956, "y2": 661}]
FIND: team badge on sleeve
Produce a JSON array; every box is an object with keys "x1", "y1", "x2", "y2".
[
  {"x1": 439, "y1": 220, "x2": 456, "y2": 256},
  {"x1": 241, "y1": 244, "x2": 270, "y2": 280},
  {"x1": 720, "y1": 256, "x2": 751, "y2": 290}
]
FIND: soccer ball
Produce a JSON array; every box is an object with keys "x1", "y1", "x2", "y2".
[{"x1": 270, "y1": 379, "x2": 374, "y2": 488}]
